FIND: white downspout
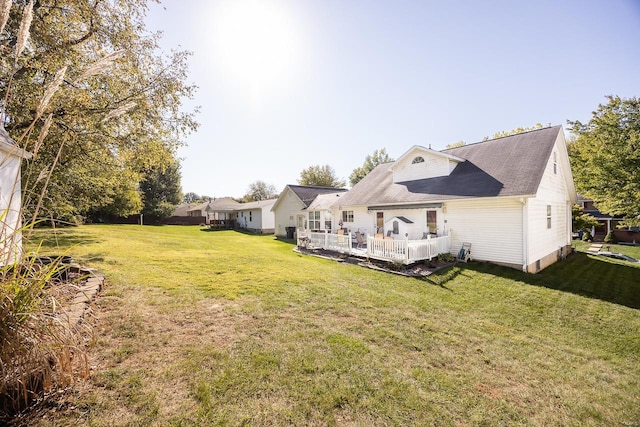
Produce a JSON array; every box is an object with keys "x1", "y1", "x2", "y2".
[{"x1": 520, "y1": 198, "x2": 528, "y2": 272}]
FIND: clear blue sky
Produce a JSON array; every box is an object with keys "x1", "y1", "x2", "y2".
[{"x1": 145, "y1": 0, "x2": 640, "y2": 199}]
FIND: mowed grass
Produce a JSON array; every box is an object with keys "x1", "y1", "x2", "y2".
[{"x1": 25, "y1": 225, "x2": 640, "y2": 426}]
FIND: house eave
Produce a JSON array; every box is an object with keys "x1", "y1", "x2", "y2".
[
  {"x1": 389, "y1": 145, "x2": 466, "y2": 171},
  {"x1": 368, "y1": 203, "x2": 444, "y2": 211}
]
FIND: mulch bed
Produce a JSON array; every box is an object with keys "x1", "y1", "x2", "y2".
[{"x1": 294, "y1": 247, "x2": 455, "y2": 277}]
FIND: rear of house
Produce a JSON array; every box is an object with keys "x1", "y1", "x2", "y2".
[
  {"x1": 236, "y1": 199, "x2": 276, "y2": 234},
  {"x1": 329, "y1": 126, "x2": 576, "y2": 272},
  {"x1": 272, "y1": 185, "x2": 347, "y2": 238}
]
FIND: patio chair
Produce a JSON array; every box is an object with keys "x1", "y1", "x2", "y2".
[{"x1": 355, "y1": 231, "x2": 365, "y2": 248}]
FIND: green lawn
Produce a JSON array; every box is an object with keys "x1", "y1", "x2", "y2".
[{"x1": 25, "y1": 225, "x2": 640, "y2": 426}]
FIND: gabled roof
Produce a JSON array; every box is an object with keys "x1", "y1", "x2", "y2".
[
  {"x1": 306, "y1": 192, "x2": 344, "y2": 211},
  {"x1": 236, "y1": 199, "x2": 277, "y2": 210},
  {"x1": 272, "y1": 185, "x2": 347, "y2": 212},
  {"x1": 387, "y1": 216, "x2": 414, "y2": 224},
  {"x1": 188, "y1": 197, "x2": 241, "y2": 213},
  {"x1": 208, "y1": 197, "x2": 242, "y2": 211},
  {"x1": 173, "y1": 203, "x2": 195, "y2": 216},
  {"x1": 336, "y1": 125, "x2": 566, "y2": 207},
  {"x1": 389, "y1": 145, "x2": 465, "y2": 171}
]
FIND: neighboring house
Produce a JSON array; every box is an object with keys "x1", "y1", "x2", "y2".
[
  {"x1": 173, "y1": 203, "x2": 196, "y2": 217},
  {"x1": 187, "y1": 200, "x2": 211, "y2": 218},
  {"x1": 272, "y1": 185, "x2": 347, "y2": 238},
  {"x1": 577, "y1": 195, "x2": 639, "y2": 243},
  {"x1": 205, "y1": 197, "x2": 241, "y2": 227},
  {"x1": 163, "y1": 203, "x2": 204, "y2": 225},
  {"x1": 236, "y1": 199, "x2": 277, "y2": 234},
  {"x1": 0, "y1": 127, "x2": 32, "y2": 264},
  {"x1": 329, "y1": 125, "x2": 577, "y2": 273}
]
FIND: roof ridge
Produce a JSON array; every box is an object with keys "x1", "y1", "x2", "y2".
[{"x1": 443, "y1": 125, "x2": 561, "y2": 152}]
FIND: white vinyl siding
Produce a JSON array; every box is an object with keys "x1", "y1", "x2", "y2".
[
  {"x1": 393, "y1": 152, "x2": 453, "y2": 182},
  {"x1": 527, "y1": 139, "x2": 571, "y2": 263},
  {"x1": 273, "y1": 189, "x2": 305, "y2": 237},
  {"x1": 446, "y1": 198, "x2": 524, "y2": 266}
]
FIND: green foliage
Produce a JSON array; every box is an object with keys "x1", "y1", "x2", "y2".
[
  {"x1": 484, "y1": 123, "x2": 544, "y2": 141},
  {"x1": 349, "y1": 148, "x2": 393, "y2": 186},
  {"x1": 298, "y1": 165, "x2": 345, "y2": 188},
  {"x1": 582, "y1": 231, "x2": 593, "y2": 241},
  {"x1": 242, "y1": 180, "x2": 278, "y2": 202},
  {"x1": 437, "y1": 252, "x2": 455, "y2": 263},
  {"x1": 445, "y1": 141, "x2": 466, "y2": 149},
  {"x1": 0, "y1": 0, "x2": 198, "y2": 223},
  {"x1": 604, "y1": 232, "x2": 618, "y2": 244},
  {"x1": 0, "y1": 255, "x2": 88, "y2": 415},
  {"x1": 139, "y1": 159, "x2": 183, "y2": 221},
  {"x1": 572, "y1": 204, "x2": 599, "y2": 232},
  {"x1": 568, "y1": 96, "x2": 640, "y2": 226}
]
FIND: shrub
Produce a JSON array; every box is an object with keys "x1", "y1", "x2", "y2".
[
  {"x1": 581, "y1": 231, "x2": 593, "y2": 241},
  {"x1": 0, "y1": 256, "x2": 89, "y2": 416},
  {"x1": 604, "y1": 232, "x2": 618, "y2": 244},
  {"x1": 437, "y1": 253, "x2": 455, "y2": 263}
]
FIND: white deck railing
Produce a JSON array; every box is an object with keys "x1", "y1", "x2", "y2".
[
  {"x1": 304, "y1": 230, "x2": 352, "y2": 253},
  {"x1": 299, "y1": 230, "x2": 451, "y2": 264}
]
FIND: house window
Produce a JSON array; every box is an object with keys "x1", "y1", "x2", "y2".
[
  {"x1": 546, "y1": 205, "x2": 552, "y2": 229},
  {"x1": 426, "y1": 210, "x2": 437, "y2": 234},
  {"x1": 412, "y1": 156, "x2": 425, "y2": 164},
  {"x1": 341, "y1": 210, "x2": 354, "y2": 223},
  {"x1": 553, "y1": 152, "x2": 557, "y2": 175},
  {"x1": 309, "y1": 211, "x2": 320, "y2": 230},
  {"x1": 325, "y1": 220, "x2": 332, "y2": 230},
  {"x1": 393, "y1": 220, "x2": 399, "y2": 234},
  {"x1": 249, "y1": 211, "x2": 252, "y2": 222}
]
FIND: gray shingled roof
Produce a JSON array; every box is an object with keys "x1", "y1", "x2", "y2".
[
  {"x1": 287, "y1": 185, "x2": 347, "y2": 208},
  {"x1": 336, "y1": 126, "x2": 562, "y2": 207}
]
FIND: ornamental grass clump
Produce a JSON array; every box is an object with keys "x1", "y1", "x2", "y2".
[{"x1": 0, "y1": 253, "x2": 90, "y2": 417}]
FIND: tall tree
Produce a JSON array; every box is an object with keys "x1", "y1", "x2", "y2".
[
  {"x1": 139, "y1": 158, "x2": 183, "y2": 222},
  {"x1": 183, "y1": 192, "x2": 202, "y2": 204},
  {"x1": 572, "y1": 204, "x2": 599, "y2": 233},
  {"x1": 243, "y1": 180, "x2": 277, "y2": 202},
  {"x1": 298, "y1": 165, "x2": 345, "y2": 188},
  {"x1": 568, "y1": 96, "x2": 640, "y2": 225},
  {"x1": 0, "y1": 0, "x2": 198, "y2": 223},
  {"x1": 349, "y1": 148, "x2": 393, "y2": 186}
]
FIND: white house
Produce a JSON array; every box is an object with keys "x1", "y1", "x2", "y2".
[
  {"x1": 188, "y1": 197, "x2": 241, "y2": 226},
  {"x1": 329, "y1": 126, "x2": 577, "y2": 273},
  {"x1": 0, "y1": 126, "x2": 32, "y2": 264},
  {"x1": 272, "y1": 185, "x2": 347, "y2": 238},
  {"x1": 236, "y1": 199, "x2": 277, "y2": 234}
]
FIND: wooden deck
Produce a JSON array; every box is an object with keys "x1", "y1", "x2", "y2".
[{"x1": 299, "y1": 230, "x2": 451, "y2": 264}]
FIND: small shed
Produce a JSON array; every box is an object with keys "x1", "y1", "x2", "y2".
[
  {"x1": 384, "y1": 215, "x2": 414, "y2": 237},
  {"x1": 0, "y1": 126, "x2": 33, "y2": 264}
]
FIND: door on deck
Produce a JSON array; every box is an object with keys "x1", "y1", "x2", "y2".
[
  {"x1": 376, "y1": 212, "x2": 384, "y2": 234},
  {"x1": 297, "y1": 215, "x2": 306, "y2": 230},
  {"x1": 427, "y1": 210, "x2": 437, "y2": 235}
]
